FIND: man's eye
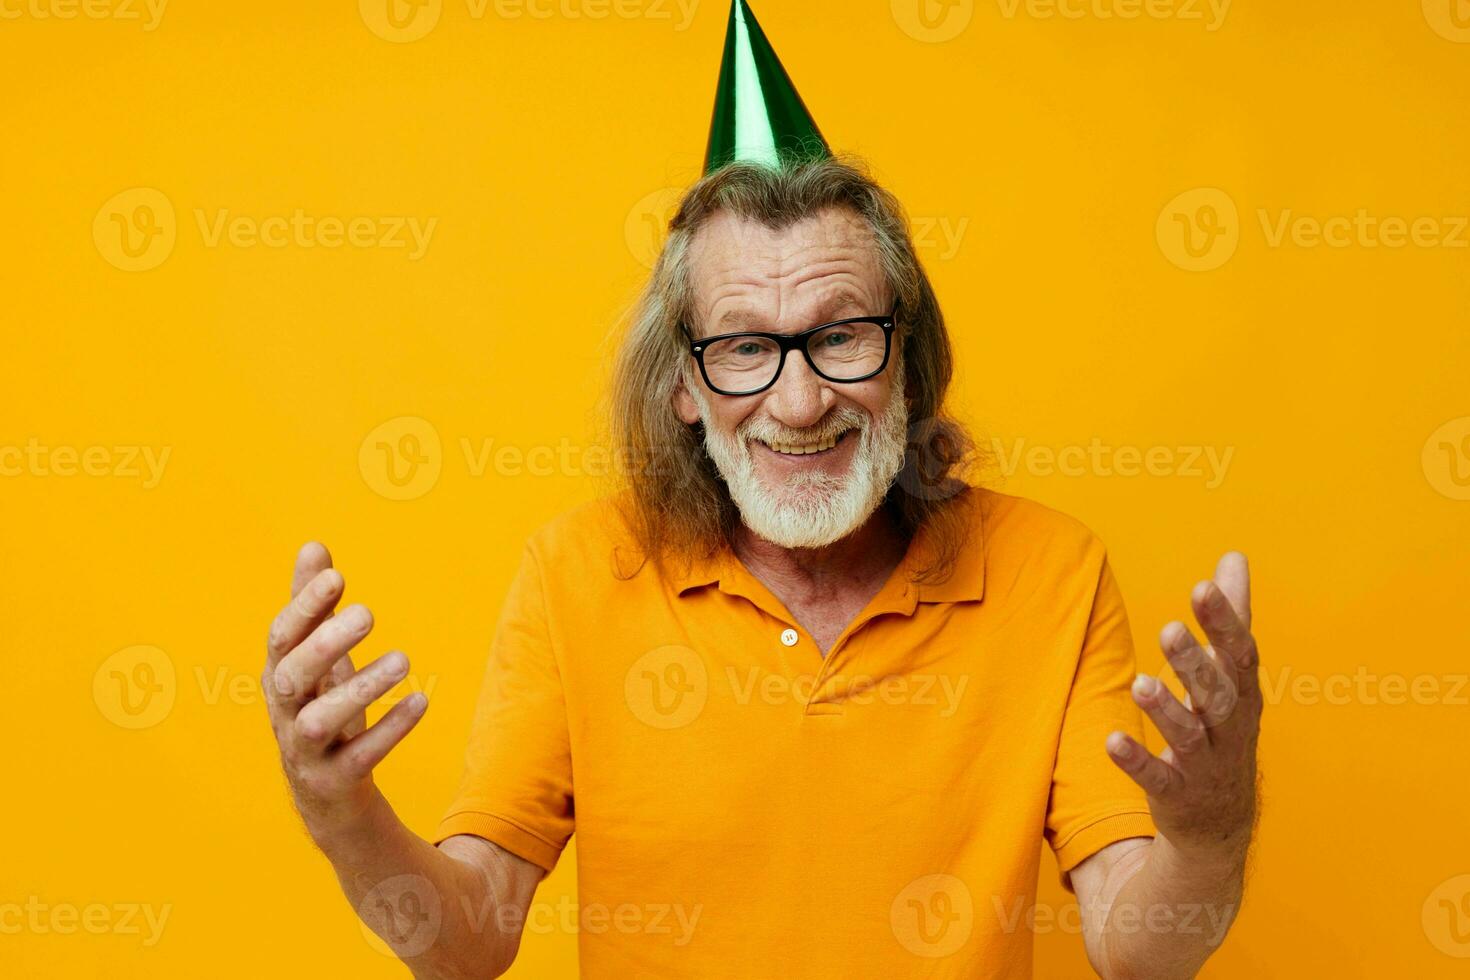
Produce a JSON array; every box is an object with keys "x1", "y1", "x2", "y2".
[
  {"x1": 821, "y1": 331, "x2": 854, "y2": 347},
  {"x1": 734, "y1": 342, "x2": 764, "y2": 356}
]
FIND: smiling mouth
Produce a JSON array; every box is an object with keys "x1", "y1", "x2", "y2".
[{"x1": 756, "y1": 429, "x2": 856, "y2": 456}]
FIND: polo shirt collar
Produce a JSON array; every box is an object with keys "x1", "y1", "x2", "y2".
[
  {"x1": 910, "y1": 494, "x2": 987, "y2": 604},
  {"x1": 669, "y1": 548, "x2": 724, "y2": 594},
  {"x1": 671, "y1": 493, "x2": 986, "y2": 610}
]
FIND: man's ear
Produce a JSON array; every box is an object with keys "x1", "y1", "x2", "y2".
[{"x1": 673, "y1": 378, "x2": 701, "y2": 425}]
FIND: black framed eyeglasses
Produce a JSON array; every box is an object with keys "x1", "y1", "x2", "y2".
[{"x1": 680, "y1": 302, "x2": 899, "y2": 397}]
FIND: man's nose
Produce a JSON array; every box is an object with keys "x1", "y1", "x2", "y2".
[{"x1": 763, "y1": 348, "x2": 828, "y2": 429}]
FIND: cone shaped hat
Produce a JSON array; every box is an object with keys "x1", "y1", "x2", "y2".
[{"x1": 703, "y1": 0, "x2": 830, "y2": 173}]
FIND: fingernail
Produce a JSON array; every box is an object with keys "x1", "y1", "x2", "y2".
[
  {"x1": 274, "y1": 671, "x2": 293, "y2": 696},
  {"x1": 1132, "y1": 674, "x2": 1158, "y2": 699}
]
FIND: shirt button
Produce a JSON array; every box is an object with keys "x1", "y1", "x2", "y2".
[{"x1": 780, "y1": 628, "x2": 798, "y2": 647}]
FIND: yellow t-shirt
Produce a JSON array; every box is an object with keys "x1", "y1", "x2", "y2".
[{"x1": 436, "y1": 486, "x2": 1156, "y2": 977}]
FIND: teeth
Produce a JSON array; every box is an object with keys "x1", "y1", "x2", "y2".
[{"x1": 763, "y1": 432, "x2": 842, "y2": 455}]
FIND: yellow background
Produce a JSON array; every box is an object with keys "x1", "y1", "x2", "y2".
[{"x1": 4, "y1": 0, "x2": 1469, "y2": 975}]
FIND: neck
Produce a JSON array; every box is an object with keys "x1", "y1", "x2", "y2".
[{"x1": 731, "y1": 503, "x2": 908, "y2": 599}]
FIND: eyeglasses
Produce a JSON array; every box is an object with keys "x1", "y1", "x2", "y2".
[{"x1": 680, "y1": 303, "x2": 899, "y2": 397}]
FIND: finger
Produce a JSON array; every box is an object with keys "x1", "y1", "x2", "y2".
[
  {"x1": 291, "y1": 541, "x2": 334, "y2": 599},
  {"x1": 1213, "y1": 551, "x2": 1250, "y2": 630},
  {"x1": 1106, "y1": 731, "x2": 1183, "y2": 797},
  {"x1": 1191, "y1": 579, "x2": 1260, "y2": 696},
  {"x1": 273, "y1": 604, "x2": 374, "y2": 709},
  {"x1": 294, "y1": 651, "x2": 410, "y2": 751},
  {"x1": 332, "y1": 691, "x2": 429, "y2": 779},
  {"x1": 1160, "y1": 621, "x2": 1238, "y2": 727},
  {"x1": 265, "y1": 567, "x2": 344, "y2": 672},
  {"x1": 1131, "y1": 673, "x2": 1210, "y2": 759},
  {"x1": 320, "y1": 649, "x2": 364, "y2": 737}
]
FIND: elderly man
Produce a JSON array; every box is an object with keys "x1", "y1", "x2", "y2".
[{"x1": 260, "y1": 3, "x2": 1260, "y2": 977}]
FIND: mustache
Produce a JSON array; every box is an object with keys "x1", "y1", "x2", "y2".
[{"x1": 735, "y1": 406, "x2": 869, "y2": 446}]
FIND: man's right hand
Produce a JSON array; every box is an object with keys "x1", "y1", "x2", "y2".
[
  {"x1": 262, "y1": 541, "x2": 428, "y2": 841},
  {"x1": 259, "y1": 542, "x2": 542, "y2": 978}
]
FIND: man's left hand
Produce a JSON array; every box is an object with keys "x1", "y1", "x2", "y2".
[{"x1": 1106, "y1": 551, "x2": 1261, "y2": 860}]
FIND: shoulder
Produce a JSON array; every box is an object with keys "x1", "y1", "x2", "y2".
[
  {"x1": 525, "y1": 493, "x2": 636, "y2": 554},
  {"x1": 971, "y1": 486, "x2": 1110, "y2": 570},
  {"x1": 521, "y1": 493, "x2": 642, "y2": 577}
]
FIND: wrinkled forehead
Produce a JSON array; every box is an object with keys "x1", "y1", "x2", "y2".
[{"x1": 685, "y1": 205, "x2": 887, "y2": 335}]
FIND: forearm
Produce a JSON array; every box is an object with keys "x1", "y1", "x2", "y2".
[
  {"x1": 310, "y1": 787, "x2": 525, "y2": 980},
  {"x1": 1091, "y1": 835, "x2": 1246, "y2": 980}
]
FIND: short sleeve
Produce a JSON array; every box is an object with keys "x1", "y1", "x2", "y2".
[
  {"x1": 434, "y1": 543, "x2": 573, "y2": 872},
  {"x1": 1044, "y1": 553, "x2": 1157, "y2": 888}
]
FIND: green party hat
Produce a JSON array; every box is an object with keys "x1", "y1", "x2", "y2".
[{"x1": 703, "y1": 0, "x2": 831, "y2": 174}]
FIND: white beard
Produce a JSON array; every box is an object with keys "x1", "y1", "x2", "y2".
[{"x1": 688, "y1": 361, "x2": 909, "y2": 549}]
